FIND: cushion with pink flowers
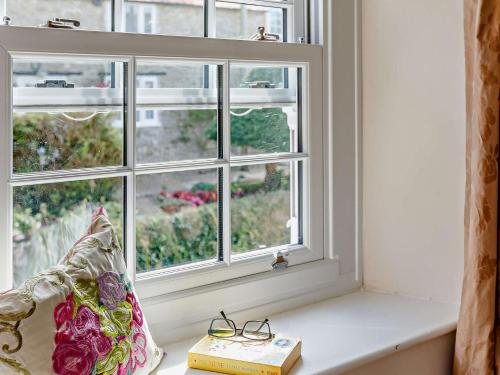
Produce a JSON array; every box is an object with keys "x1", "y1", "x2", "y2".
[{"x1": 0, "y1": 208, "x2": 163, "y2": 375}]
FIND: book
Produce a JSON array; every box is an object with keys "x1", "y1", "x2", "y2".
[{"x1": 188, "y1": 335, "x2": 301, "y2": 375}]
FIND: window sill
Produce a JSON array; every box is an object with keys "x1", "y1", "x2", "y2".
[{"x1": 153, "y1": 291, "x2": 458, "y2": 374}]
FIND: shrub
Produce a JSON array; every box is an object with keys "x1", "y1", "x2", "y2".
[
  {"x1": 135, "y1": 190, "x2": 290, "y2": 272},
  {"x1": 13, "y1": 112, "x2": 123, "y2": 222}
]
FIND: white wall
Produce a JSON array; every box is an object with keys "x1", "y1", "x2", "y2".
[{"x1": 362, "y1": 0, "x2": 465, "y2": 304}]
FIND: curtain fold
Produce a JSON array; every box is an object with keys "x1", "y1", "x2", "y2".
[{"x1": 454, "y1": 1, "x2": 500, "y2": 374}]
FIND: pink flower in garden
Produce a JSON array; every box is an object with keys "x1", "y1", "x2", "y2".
[{"x1": 97, "y1": 271, "x2": 126, "y2": 310}]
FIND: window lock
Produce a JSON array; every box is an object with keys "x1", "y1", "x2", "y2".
[
  {"x1": 41, "y1": 18, "x2": 81, "y2": 29},
  {"x1": 245, "y1": 81, "x2": 275, "y2": 89},
  {"x1": 272, "y1": 251, "x2": 289, "y2": 270},
  {"x1": 35, "y1": 80, "x2": 75, "y2": 88}
]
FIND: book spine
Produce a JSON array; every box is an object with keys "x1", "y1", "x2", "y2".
[{"x1": 188, "y1": 352, "x2": 281, "y2": 375}]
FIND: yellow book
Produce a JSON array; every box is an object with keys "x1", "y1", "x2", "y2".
[{"x1": 188, "y1": 335, "x2": 302, "y2": 375}]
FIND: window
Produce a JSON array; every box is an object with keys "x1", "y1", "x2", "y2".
[
  {"x1": 0, "y1": 1, "x2": 323, "y2": 297},
  {"x1": 1, "y1": 0, "x2": 304, "y2": 42}
]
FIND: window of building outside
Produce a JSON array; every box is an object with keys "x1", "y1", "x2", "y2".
[{"x1": 0, "y1": 0, "x2": 323, "y2": 297}]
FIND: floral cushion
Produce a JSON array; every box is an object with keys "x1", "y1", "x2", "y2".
[{"x1": 0, "y1": 208, "x2": 163, "y2": 375}]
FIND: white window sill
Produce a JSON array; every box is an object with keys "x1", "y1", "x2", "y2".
[{"x1": 153, "y1": 291, "x2": 458, "y2": 374}]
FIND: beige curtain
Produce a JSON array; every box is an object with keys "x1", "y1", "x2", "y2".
[{"x1": 454, "y1": 1, "x2": 500, "y2": 374}]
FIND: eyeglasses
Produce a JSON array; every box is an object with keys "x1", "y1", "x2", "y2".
[{"x1": 208, "y1": 311, "x2": 274, "y2": 341}]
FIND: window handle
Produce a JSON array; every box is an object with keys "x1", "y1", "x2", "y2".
[
  {"x1": 42, "y1": 18, "x2": 81, "y2": 29},
  {"x1": 272, "y1": 251, "x2": 289, "y2": 270}
]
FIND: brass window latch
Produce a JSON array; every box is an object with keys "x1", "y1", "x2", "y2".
[
  {"x1": 272, "y1": 251, "x2": 289, "y2": 270},
  {"x1": 41, "y1": 18, "x2": 81, "y2": 29}
]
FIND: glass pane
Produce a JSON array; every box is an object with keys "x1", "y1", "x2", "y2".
[
  {"x1": 136, "y1": 109, "x2": 217, "y2": 163},
  {"x1": 216, "y1": 2, "x2": 285, "y2": 41},
  {"x1": 12, "y1": 58, "x2": 126, "y2": 173},
  {"x1": 12, "y1": 58, "x2": 124, "y2": 89},
  {"x1": 231, "y1": 162, "x2": 296, "y2": 254},
  {"x1": 5, "y1": 0, "x2": 112, "y2": 31},
  {"x1": 230, "y1": 65, "x2": 288, "y2": 90},
  {"x1": 136, "y1": 61, "x2": 220, "y2": 164},
  {"x1": 230, "y1": 65, "x2": 298, "y2": 156},
  {"x1": 136, "y1": 61, "x2": 205, "y2": 89},
  {"x1": 136, "y1": 169, "x2": 219, "y2": 273},
  {"x1": 13, "y1": 177, "x2": 124, "y2": 288},
  {"x1": 125, "y1": 0, "x2": 204, "y2": 37}
]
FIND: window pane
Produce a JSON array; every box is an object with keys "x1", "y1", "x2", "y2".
[
  {"x1": 136, "y1": 109, "x2": 218, "y2": 163},
  {"x1": 12, "y1": 58, "x2": 126, "y2": 173},
  {"x1": 230, "y1": 65, "x2": 298, "y2": 155},
  {"x1": 125, "y1": 0, "x2": 204, "y2": 37},
  {"x1": 13, "y1": 111, "x2": 124, "y2": 173},
  {"x1": 136, "y1": 61, "x2": 220, "y2": 164},
  {"x1": 12, "y1": 58, "x2": 124, "y2": 90},
  {"x1": 231, "y1": 162, "x2": 296, "y2": 254},
  {"x1": 136, "y1": 61, "x2": 205, "y2": 89},
  {"x1": 5, "y1": 0, "x2": 111, "y2": 31},
  {"x1": 216, "y1": 2, "x2": 285, "y2": 41},
  {"x1": 13, "y1": 177, "x2": 124, "y2": 288},
  {"x1": 136, "y1": 169, "x2": 219, "y2": 273},
  {"x1": 230, "y1": 65, "x2": 288, "y2": 90}
]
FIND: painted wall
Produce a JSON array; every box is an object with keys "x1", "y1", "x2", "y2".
[{"x1": 362, "y1": 0, "x2": 466, "y2": 304}]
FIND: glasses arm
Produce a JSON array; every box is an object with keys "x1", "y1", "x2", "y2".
[
  {"x1": 219, "y1": 310, "x2": 233, "y2": 329},
  {"x1": 254, "y1": 318, "x2": 269, "y2": 332}
]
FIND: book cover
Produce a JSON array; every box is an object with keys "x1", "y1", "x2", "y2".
[{"x1": 188, "y1": 335, "x2": 302, "y2": 375}]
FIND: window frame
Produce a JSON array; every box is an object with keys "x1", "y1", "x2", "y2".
[{"x1": 0, "y1": 26, "x2": 324, "y2": 297}]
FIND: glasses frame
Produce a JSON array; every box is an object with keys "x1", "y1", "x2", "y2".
[{"x1": 208, "y1": 310, "x2": 274, "y2": 341}]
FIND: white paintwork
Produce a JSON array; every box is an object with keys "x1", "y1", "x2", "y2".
[
  {"x1": 155, "y1": 291, "x2": 458, "y2": 374},
  {"x1": 0, "y1": 26, "x2": 326, "y2": 297},
  {"x1": 362, "y1": 0, "x2": 466, "y2": 303},
  {"x1": 345, "y1": 333, "x2": 455, "y2": 375}
]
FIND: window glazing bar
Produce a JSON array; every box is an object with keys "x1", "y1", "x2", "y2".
[
  {"x1": 229, "y1": 152, "x2": 308, "y2": 166},
  {"x1": 135, "y1": 159, "x2": 227, "y2": 175},
  {"x1": 10, "y1": 166, "x2": 133, "y2": 186}
]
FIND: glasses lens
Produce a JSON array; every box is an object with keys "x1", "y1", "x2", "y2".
[
  {"x1": 209, "y1": 319, "x2": 236, "y2": 338},
  {"x1": 242, "y1": 321, "x2": 271, "y2": 340}
]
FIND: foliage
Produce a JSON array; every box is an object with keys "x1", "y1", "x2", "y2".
[
  {"x1": 205, "y1": 108, "x2": 289, "y2": 153},
  {"x1": 136, "y1": 205, "x2": 218, "y2": 271},
  {"x1": 136, "y1": 190, "x2": 290, "y2": 272},
  {"x1": 13, "y1": 113, "x2": 123, "y2": 221}
]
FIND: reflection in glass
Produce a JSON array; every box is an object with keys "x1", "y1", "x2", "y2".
[
  {"x1": 229, "y1": 108, "x2": 293, "y2": 156},
  {"x1": 231, "y1": 162, "x2": 294, "y2": 253},
  {"x1": 12, "y1": 58, "x2": 126, "y2": 173},
  {"x1": 13, "y1": 178, "x2": 124, "y2": 287},
  {"x1": 136, "y1": 61, "x2": 220, "y2": 164},
  {"x1": 12, "y1": 58, "x2": 123, "y2": 89},
  {"x1": 230, "y1": 66, "x2": 288, "y2": 89},
  {"x1": 136, "y1": 169, "x2": 218, "y2": 273},
  {"x1": 230, "y1": 65, "x2": 298, "y2": 155},
  {"x1": 5, "y1": 0, "x2": 112, "y2": 31},
  {"x1": 125, "y1": 0, "x2": 204, "y2": 37},
  {"x1": 13, "y1": 111, "x2": 124, "y2": 173},
  {"x1": 216, "y1": 2, "x2": 284, "y2": 41},
  {"x1": 136, "y1": 62, "x2": 205, "y2": 89}
]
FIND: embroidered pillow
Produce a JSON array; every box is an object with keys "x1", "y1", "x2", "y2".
[{"x1": 0, "y1": 208, "x2": 163, "y2": 375}]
